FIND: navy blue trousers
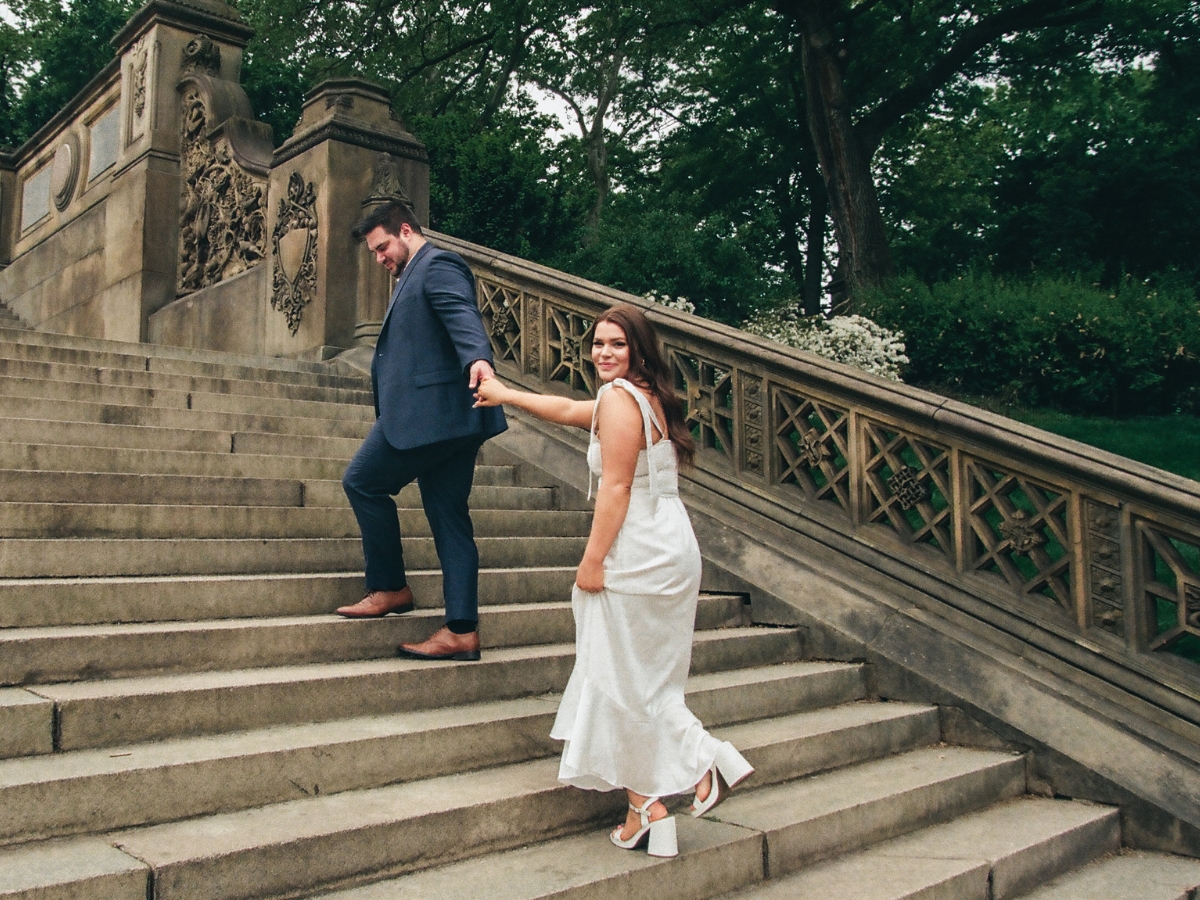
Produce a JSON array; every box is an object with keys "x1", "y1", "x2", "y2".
[{"x1": 342, "y1": 422, "x2": 485, "y2": 625}]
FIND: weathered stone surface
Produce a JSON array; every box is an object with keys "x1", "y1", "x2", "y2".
[{"x1": 0, "y1": 688, "x2": 53, "y2": 758}]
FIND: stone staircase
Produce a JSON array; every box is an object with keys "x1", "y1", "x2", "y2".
[{"x1": 0, "y1": 326, "x2": 1197, "y2": 900}]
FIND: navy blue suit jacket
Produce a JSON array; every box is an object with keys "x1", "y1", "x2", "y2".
[{"x1": 371, "y1": 241, "x2": 507, "y2": 450}]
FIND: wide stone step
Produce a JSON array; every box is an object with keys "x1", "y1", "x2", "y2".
[
  {"x1": 1, "y1": 417, "x2": 235, "y2": 454},
  {"x1": 0, "y1": 326, "x2": 367, "y2": 386},
  {"x1": 0, "y1": 415, "x2": 362, "y2": 458},
  {"x1": 0, "y1": 439, "x2": 349, "y2": 480},
  {"x1": 0, "y1": 382, "x2": 376, "y2": 432},
  {"x1": 0, "y1": 469, "x2": 305, "y2": 506},
  {"x1": 301, "y1": 479, "x2": 561, "y2": 509},
  {"x1": 1015, "y1": 850, "x2": 1200, "y2": 899},
  {"x1": 33, "y1": 627, "x2": 802, "y2": 750},
  {"x1": 708, "y1": 745, "x2": 1027, "y2": 880},
  {"x1": 0, "y1": 397, "x2": 371, "y2": 452},
  {"x1": 0, "y1": 838, "x2": 147, "y2": 900},
  {"x1": 8, "y1": 745, "x2": 1018, "y2": 900},
  {"x1": 311, "y1": 817, "x2": 762, "y2": 900},
  {"x1": 0, "y1": 591, "x2": 747, "y2": 684},
  {"x1": 0, "y1": 502, "x2": 591, "y2": 540},
  {"x1": 0, "y1": 660, "x2": 856, "y2": 844},
  {"x1": 0, "y1": 356, "x2": 374, "y2": 408},
  {"x1": 0, "y1": 470, "x2": 553, "y2": 509},
  {"x1": 0, "y1": 534, "x2": 586, "y2": 578},
  {"x1": 738, "y1": 797, "x2": 1119, "y2": 900},
  {"x1": 0, "y1": 567, "x2": 580, "y2": 628}
]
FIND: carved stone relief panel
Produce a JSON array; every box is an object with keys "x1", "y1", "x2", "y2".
[
  {"x1": 524, "y1": 294, "x2": 542, "y2": 376},
  {"x1": 1084, "y1": 501, "x2": 1124, "y2": 635},
  {"x1": 363, "y1": 153, "x2": 414, "y2": 209},
  {"x1": 176, "y1": 82, "x2": 266, "y2": 296},
  {"x1": 270, "y1": 172, "x2": 319, "y2": 335},
  {"x1": 127, "y1": 35, "x2": 151, "y2": 144},
  {"x1": 740, "y1": 374, "x2": 765, "y2": 476},
  {"x1": 182, "y1": 34, "x2": 221, "y2": 77}
]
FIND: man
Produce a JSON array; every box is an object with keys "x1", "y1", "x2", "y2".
[{"x1": 337, "y1": 200, "x2": 506, "y2": 661}]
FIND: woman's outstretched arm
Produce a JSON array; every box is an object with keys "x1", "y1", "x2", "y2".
[
  {"x1": 575, "y1": 387, "x2": 642, "y2": 592},
  {"x1": 473, "y1": 375, "x2": 594, "y2": 429}
]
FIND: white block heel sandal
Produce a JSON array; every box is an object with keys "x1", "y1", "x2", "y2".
[
  {"x1": 690, "y1": 741, "x2": 755, "y2": 817},
  {"x1": 610, "y1": 797, "x2": 678, "y2": 858}
]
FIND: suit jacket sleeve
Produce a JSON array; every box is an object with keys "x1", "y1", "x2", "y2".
[{"x1": 424, "y1": 252, "x2": 494, "y2": 371}]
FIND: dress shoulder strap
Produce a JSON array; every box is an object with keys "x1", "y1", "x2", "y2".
[{"x1": 609, "y1": 378, "x2": 662, "y2": 498}]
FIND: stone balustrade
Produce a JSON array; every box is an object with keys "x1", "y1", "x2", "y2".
[{"x1": 441, "y1": 233, "x2": 1200, "y2": 735}]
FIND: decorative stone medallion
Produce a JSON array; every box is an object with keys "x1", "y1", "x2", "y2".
[
  {"x1": 50, "y1": 136, "x2": 80, "y2": 211},
  {"x1": 887, "y1": 465, "x2": 929, "y2": 511},
  {"x1": 999, "y1": 509, "x2": 1046, "y2": 554}
]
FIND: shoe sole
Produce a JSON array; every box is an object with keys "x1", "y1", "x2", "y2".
[
  {"x1": 396, "y1": 647, "x2": 481, "y2": 661},
  {"x1": 336, "y1": 603, "x2": 415, "y2": 618}
]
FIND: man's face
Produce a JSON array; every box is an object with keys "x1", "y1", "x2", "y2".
[{"x1": 366, "y1": 224, "x2": 411, "y2": 276}]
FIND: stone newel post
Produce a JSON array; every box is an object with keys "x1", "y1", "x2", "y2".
[
  {"x1": 266, "y1": 79, "x2": 428, "y2": 359},
  {"x1": 110, "y1": 0, "x2": 256, "y2": 340}
]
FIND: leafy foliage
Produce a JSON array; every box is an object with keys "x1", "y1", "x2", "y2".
[
  {"x1": 3, "y1": 0, "x2": 1199, "y2": 428},
  {"x1": 416, "y1": 109, "x2": 584, "y2": 261},
  {"x1": 0, "y1": 0, "x2": 133, "y2": 148},
  {"x1": 859, "y1": 272, "x2": 1200, "y2": 415}
]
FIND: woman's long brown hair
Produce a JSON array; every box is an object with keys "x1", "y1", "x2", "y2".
[{"x1": 589, "y1": 304, "x2": 696, "y2": 469}]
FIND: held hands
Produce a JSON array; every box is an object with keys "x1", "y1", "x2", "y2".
[
  {"x1": 468, "y1": 359, "x2": 495, "y2": 390},
  {"x1": 473, "y1": 373, "x2": 509, "y2": 407},
  {"x1": 575, "y1": 557, "x2": 605, "y2": 593}
]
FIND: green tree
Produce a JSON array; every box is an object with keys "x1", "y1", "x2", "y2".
[
  {"x1": 879, "y1": 26, "x2": 1200, "y2": 286},
  {"x1": 771, "y1": 0, "x2": 1187, "y2": 296},
  {"x1": 0, "y1": 0, "x2": 133, "y2": 147},
  {"x1": 652, "y1": 4, "x2": 830, "y2": 314}
]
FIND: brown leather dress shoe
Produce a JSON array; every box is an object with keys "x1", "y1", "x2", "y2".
[
  {"x1": 336, "y1": 588, "x2": 415, "y2": 618},
  {"x1": 397, "y1": 626, "x2": 481, "y2": 661}
]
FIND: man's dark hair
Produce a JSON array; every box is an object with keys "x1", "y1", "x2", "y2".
[{"x1": 351, "y1": 201, "x2": 423, "y2": 241}]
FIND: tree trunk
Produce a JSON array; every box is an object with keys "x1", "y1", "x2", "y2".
[
  {"x1": 802, "y1": 177, "x2": 827, "y2": 316},
  {"x1": 783, "y1": 0, "x2": 893, "y2": 298}
]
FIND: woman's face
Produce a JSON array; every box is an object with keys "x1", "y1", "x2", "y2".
[{"x1": 591, "y1": 320, "x2": 631, "y2": 383}]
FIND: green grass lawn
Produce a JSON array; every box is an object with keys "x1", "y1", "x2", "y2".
[{"x1": 961, "y1": 401, "x2": 1200, "y2": 483}]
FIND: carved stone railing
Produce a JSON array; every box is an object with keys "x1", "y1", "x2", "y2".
[{"x1": 439, "y1": 234, "x2": 1200, "y2": 722}]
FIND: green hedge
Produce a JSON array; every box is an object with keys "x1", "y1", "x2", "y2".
[{"x1": 858, "y1": 272, "x2": 1200, "y2": 416}]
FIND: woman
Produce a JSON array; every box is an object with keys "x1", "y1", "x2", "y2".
[{"x1": 474, "y1": 303, "x2": 753, "y2": 858}]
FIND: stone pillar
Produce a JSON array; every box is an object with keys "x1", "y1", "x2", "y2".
[
  {"x1": 108, "y1": 0, "x2": 256, "y2": 339},
  {"x1": 0, "y1": 153, "x2": 15, "y2": 269},
  {"x1": 266, "y1": 78, "x2": 428, "y2": 358}
]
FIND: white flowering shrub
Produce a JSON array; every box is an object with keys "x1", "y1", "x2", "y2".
[
  {"x1": 743, "y1": 308, "x2": 909, "y2": 381},
  {"x1": 642, "y1": 292, "x2": 696, "y2": 314}
]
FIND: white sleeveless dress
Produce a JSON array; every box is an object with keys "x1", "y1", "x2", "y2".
[{"x1": 551, "y1": 379, "x2": 723, "y2": 797}]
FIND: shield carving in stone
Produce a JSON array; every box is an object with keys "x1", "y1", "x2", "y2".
[{"x1": 271, "y1": 172, "x2": 319, "y2": 335}]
